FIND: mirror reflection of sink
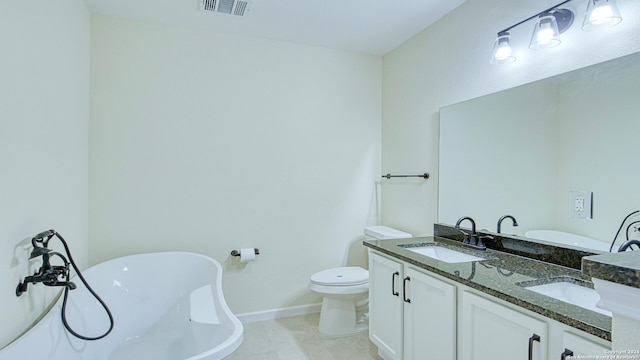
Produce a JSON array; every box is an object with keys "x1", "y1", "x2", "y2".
[
  {"x1": 518, "y1": 277, "x2": 611, "y2": 317},
  {"x1": 400, "y1": 244, "x2": 485, "y2": 263}
]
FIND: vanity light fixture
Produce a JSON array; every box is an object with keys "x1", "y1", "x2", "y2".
[
  {"x1": 582, "y1": 0, "x2": 622, "y2": 30},
  {"x1": 490, "y1": 0, "x2": 624, "y2": 64},
  {"x1": 529, "y1": 9, "x2": 574, "y2": 49},
  {"x1": 490, "y1": 31, "x2": 516, "y2": 64}
]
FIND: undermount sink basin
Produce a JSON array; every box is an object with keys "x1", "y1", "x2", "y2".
[
  {"x1": 401, "y1": 245, "x2": 485, "y2": 263},
  {"x1": 519, "y1": 278, "x2": 611, "y2": 317}
]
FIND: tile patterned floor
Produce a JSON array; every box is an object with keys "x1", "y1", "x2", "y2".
[{"x1": 226, "y1": 313, "x2": 382, "y2": 360}]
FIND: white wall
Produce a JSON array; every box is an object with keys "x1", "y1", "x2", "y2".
[
  {"x1": 381, "y1": 0, "x2": 640, "y2": 236},
  {"x1": 0, "y1": 0, "x2": 90, "y2": 349},
  {"x1": 89, "y1": 15, "x2": 382, "y2": 314}
]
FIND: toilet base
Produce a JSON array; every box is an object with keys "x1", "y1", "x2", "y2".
[{"x1": 318, "y1": 296, "x2": 368, "y2": 336}]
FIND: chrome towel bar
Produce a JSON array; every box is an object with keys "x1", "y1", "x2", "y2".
[{"x1": 382, "y1": 173, "x2": 429, "y2": 180}]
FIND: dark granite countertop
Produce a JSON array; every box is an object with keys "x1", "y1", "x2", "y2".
[
  {"x1": 583, "y1": 251, "x2": 640, "y2": 289},
  {"x1": 364, "y1": 236, "x2": 612, "y2": 341}
]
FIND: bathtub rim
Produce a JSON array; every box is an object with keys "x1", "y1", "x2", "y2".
[{"x1": 524, "y1": 229, "x2": 611, "y2": 252}]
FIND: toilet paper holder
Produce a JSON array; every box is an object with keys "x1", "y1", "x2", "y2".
[{"x1": 230, "y1": 248, "x2": 260, "y2": 257}]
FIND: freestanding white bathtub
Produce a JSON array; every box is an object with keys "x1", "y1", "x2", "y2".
[{"x1": 0, "y1": 252, "x2": 243, "y2": 360}]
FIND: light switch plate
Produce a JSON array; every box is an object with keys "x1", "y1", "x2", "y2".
[{"x1": 569, "y1": 191, "x2": 593, "y2": 219}]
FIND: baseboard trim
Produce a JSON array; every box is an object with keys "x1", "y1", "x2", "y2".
[{"x1": 236, "y1": 303, "x2": 322, "y2": 324}]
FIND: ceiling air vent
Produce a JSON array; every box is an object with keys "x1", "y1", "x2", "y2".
[{"x1": 200, "y1": 0, "x2": 251, "y2": 17}]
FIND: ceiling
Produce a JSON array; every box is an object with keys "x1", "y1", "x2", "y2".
[{"x1": 83, "y1": 0, "x2": 466, "y2": 55}]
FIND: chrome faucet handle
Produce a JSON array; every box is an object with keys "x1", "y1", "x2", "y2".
[
  {"x1": 476, "y1": 235, "x2": 490, "y2": 249},
  {"x1": 478, "y1": 229, "x2": 494, "y2": 239},
  {"x1": 457, "y1": 229, "x2": 470, "y2": 244},
  {"x1": 466, "y1": 233, "x2": 491, "y2": 250}
]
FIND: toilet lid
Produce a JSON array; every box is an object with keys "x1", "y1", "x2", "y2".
[{"x1": 310, "y1": 267, "x2": 369, "y2": 286}]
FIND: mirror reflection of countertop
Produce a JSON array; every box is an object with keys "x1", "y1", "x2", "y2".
[
  {"x1": 364, "y1": 236, "x2": 612, "y2": 341},
  {"x1": 583, "y1": 251, "x2": 640, "y2": 289}
]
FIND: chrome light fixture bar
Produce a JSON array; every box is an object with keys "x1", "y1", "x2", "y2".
[{"x1": 490, "y1": 0, "x2": 623, "y2": 65}]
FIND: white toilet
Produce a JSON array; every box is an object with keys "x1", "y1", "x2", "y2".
[{"x1": 309, "y1": 226, "x2": 412, "y2": 336}]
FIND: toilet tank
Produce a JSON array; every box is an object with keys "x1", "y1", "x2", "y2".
[{"x1": 364, "y1": 226, "x2": 412, "y2": 240}]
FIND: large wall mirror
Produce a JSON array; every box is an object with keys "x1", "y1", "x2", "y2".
[{"x1": 438, "y1": 51, "x2": 640, "y2": 250}]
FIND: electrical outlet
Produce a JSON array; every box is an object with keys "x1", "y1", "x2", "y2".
[{"x1": 569, "y1": 191, "x2": 593, "y2": 219}]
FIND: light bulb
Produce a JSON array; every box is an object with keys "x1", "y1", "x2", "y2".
[
  {"x1": 490, "y1": 32, "x2": 516, "y2": 65},
  {"x1": 590, "y1": 5, "x2": 614, "y2": 24},
  {"x1": 530, "y1": 14, "x2": 561, "y2": 50},
  {"x1": 536, "y1": 24, "x2": 555, "y2": 45},
  {"x1": 583, "y1": 0, "x2": 622, "y2": 30},
  {"x1": 494, "y1": 45, "x2": 512, "y2": 60}
]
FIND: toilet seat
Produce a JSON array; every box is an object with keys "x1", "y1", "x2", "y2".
[
  {"x1": 309, "y1": 267, "x2": 369, "y2": 295},
  {"x1": 310, "y1": 267, "x2": 368, "y2": 286}
]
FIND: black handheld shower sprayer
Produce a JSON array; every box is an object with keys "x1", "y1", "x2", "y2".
[
  {"x1": 16, "y1": 230, "x2": 76, "y2": 296},
  {"x1": 609, "y1": 210, "x2": 640, "y2": 252},
  {"x1": 15, "y1": 229, "x2": 114, "y2": 340}
]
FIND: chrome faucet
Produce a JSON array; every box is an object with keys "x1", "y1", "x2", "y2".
[
  {"x1": 455, "y1": 216, "x2": 488, "y2": 250},
  {"x1": 618, "y1": 239, "x2": 640, "y2": 252},
  {"x1": 497, "y1": 215, "x2": 519, "y2": 234}
]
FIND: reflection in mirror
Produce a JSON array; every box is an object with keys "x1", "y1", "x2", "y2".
[{"x1": 438, "y1": 51, "x2": 640, "y2": 252}]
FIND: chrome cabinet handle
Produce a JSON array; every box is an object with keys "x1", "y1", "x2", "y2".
[
  {"x1": 392, "y1": 271, "x2": 399, "y2": 296},
  {"x1": 528, "y1": 334, "x2": 541, "y2": 360},
  {"x1": 561, "y1": 349, "x2": 574, "y2": 360},
  {"x1": 403, "y1": 276, "x2": 411, "y2": 303}
]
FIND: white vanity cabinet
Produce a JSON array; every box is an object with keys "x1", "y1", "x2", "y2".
[
  {"x1": 368, "y1": 249, "x2": 611, "y2": 360},
  {"x1": 460, "y1": 291, "x2": 548, "y2": 360},
  {"x1": 459, "y1": 291, "x2": 611, "y2": 360},
  {"x1": 369, "y1": 251, "x2": 404, "y2": 359},
  {"x1": 369, "y1": 251, "x2": 456, "y2": 360}
]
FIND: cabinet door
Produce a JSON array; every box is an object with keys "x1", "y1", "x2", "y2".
[
  {"x1": 559, "y1": 332, "x2": 610, "y2": 359},
  {"x1": 403, "y1": 267, "x2": 456, "y2": 360},
  {"x1": 460, "y1": 291, "x2": 548, "y2": 360},
  {"x1": 369, "y1": 252, "x2": 404, "y2": 360}
]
